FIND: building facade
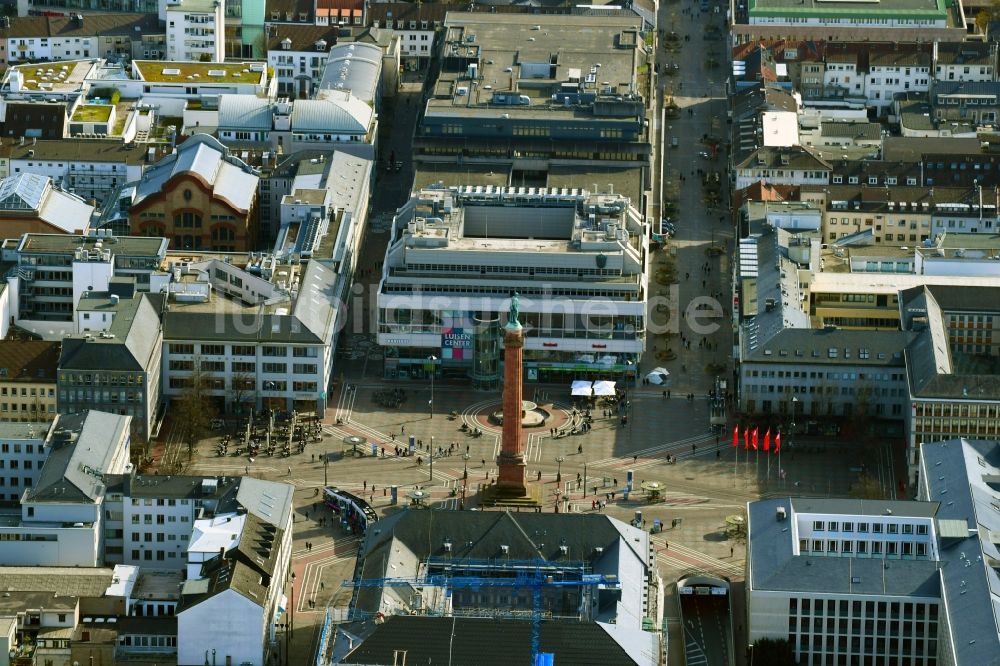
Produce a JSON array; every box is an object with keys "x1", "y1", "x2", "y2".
[
  {"x1": 377, "y1": 187, "x2": 647, "y2": 386},
  {"x1": 105, "y1": 134, "x2": 260, "y2": 252},
  {"x1": 747, "y1": 497, "x2": 943, "y2": 666},
  {"x1": 165, "y1": 0, "x2": 225, "y2": 63},
  {"x1": 0, "y1": 341, "x2": 58, "y2": 422},
  {"x1": 58, "y1": 292, "x2": 164, "y2": 441}
]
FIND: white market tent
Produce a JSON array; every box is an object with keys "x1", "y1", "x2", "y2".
[
  {"x1": 571, "y1": 380, "x2": 593, "y2": 396},
  {"x1": 591, "y1": 380, "x2": 617, "y2": 396}
]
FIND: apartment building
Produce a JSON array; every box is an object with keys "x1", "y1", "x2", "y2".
[
  {"x1": 0, "y1": 420, "x2": 53, "y2": 503},
  {"x1": 8, "y1": 232, "x2": 169, "y2": 333},
  {"x1": 265, "y1": 24, "x2": 339, "y2": 97},
  {"x1": 165, "y1": 0, "x2": 225, "y2": 63},
  {"x1": 377, "y1": 187, "x2": 647, "y2": 386},
  {"x1": 934, "y1": 41, "x2": 999, "y2": 82},
  {"x1": 366, "y1": 2, "x2": 445, "y2": 71},
  {"x1": 0, "y1": 138, "x2": 162, "y2": 205},
  {"x1": 0, "y1": 340, "x2": 59, "y2": 422},
  {"x1": 0, "y1": 411, "x2": 132, "y2": 567},
  {"x1": 0, "y1": 13, "x2": 164, "y2": 66},
  {"x1": 734, "y1": 146, "x2": 831, "y2": 190},
  {"x1": 929, "y1": 80, "x2": 1000, "y2": 126},
  {"x1": 176, "y1": 477, "x2": 293, "y2": 666}
]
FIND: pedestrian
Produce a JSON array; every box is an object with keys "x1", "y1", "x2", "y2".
[
  {"x1": 662, "y1": 390, "x2": 667, "y2": 398},
  {"x1": 311, "y1": 454, "x2": 315, "y2": 462},
  {"x1": 633, "y1": 454, "x2": 638, "y2": 463},
  {"x1": 667, "y1": 389, "x2": 671, "y2": 398},
  {"x1": 664, "y1": 541, "x2": 669, "y2": 551},
  {"x1": 482, "y1": 458, "x2": 486, "y2": 467},
  {"x1": 401, "y1": 424, "x2": 405, "y2": 434},
  {"x1": 614, "y1": 478, "x2": 618, "y2": 486},
  {"x1": 383, "y1": 488, "x2": 387, "y2": 496},
  {"x1": 578, "y1": 444, "x2": 583, "y2": 454},
  {"x1": 287, "y1": 466, "x2": 292, "y2": 476},
  {"x1": 716, "y1": 449, "x2": 721, "y2": 459},
  {"x1": 730, "y1": 546, "x2": 734, "y2": 557},
  {"x1": 320, "y1": 582, "x2": 325, "y2": 590}
]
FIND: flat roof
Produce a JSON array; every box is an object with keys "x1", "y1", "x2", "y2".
[
  {"x1": 9, "y1": 59, "x2": 97, "y2": 92},
  {"x1": 413, "y1": 164, "x2": 511, "y2": 190},
  {"x1": 132, "y1": 60, "x2": 267, "y2": 86},
  {"x1": 0, "y1": 137, "x2": 166, "y2": 164},
  {"x1": 18, "y1": 233, "x2": 167, "y2": 256},
  {"x1": 434, "y1": 11, "x2": 640, "y2": 111},
  {"x1": 748, "y1": 0, "x2": 947, "y2": 18},
  {"x1": 810, "y1": 272, "x2": 1000, "y2": 294}
]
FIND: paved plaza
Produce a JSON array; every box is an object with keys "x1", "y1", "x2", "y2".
[{"x1": 157, "y1": 25, "x2": 907, "y2": 666}]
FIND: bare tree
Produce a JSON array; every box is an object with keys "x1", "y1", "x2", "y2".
[
  {"x1": 230, "y1": 371, "x2": 256, "y2": 416},
  {"x1": 172, "y1": 359, "x2": 219, "y2": 458}
]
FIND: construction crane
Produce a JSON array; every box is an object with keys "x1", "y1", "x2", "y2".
[{"x1": 343, "y1": 560, "x2": 621, "y2": 665}]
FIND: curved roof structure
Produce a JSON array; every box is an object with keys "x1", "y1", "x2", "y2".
[
  {"x1": 133, "y1": 134, "x2": 259, "y2": 212},
  {"x1": 291, "y1": 91, "x2": 373, "y2": 135},
  {"x1": 318, "y1": 42, "x2": 381, "y2": 105}
]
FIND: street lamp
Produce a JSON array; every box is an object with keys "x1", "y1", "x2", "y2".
[
  {"x1": 427, "y1": 355, "x2": 437, "y2": 418},
  {"x1": 556, "y1": 455, "x2": 565, "y2": 483},
  {"x1": 429, "y1": 435, "x2": 434, "y2": 481},
  {"x1": 463, "y1": 452, "x2": 470, "y2": 480},
  {"x1": 323, "y1": 453, "x2": 329, "y2": 487}
]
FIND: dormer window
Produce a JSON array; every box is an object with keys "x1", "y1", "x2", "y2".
[
  {"x1": 315, "y1": 39, "x2": 327, "y2": 51},
  {"x1": 281, "y1": 38, "x2": 292, "y2": 50}
]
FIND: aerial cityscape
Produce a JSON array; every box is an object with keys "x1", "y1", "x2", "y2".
[{"x1": 0, "y1": 0, "x2": 996, "y2": 664}]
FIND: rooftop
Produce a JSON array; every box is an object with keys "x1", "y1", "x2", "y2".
[
  {"x1": 340, "y1": 616, "x2": 649, "y2": 666},
  {"x1": 18, "y1": 232, "x2": 168, "y2": 257},
  {"x1": 748, "y1": 497, "x2": 942, "y2": 597},
  {"x1": 71, "y1": 104, "x2": 113, "y2": 123},
  {"x1": 27, "y1": 411, "x2": 130, "y2": 504},
  {"x1": 131, "y1": 60, "x2": 267, "y2": 86},
  {"x1": 0, "y1": 138, "x2": 167, "y2": 165},
  {"x1": 0, "y1": 340, "x2": 60, "y2": 384},
  {"x1": 0, "y1": 566, "x2": 115, "y2": 598},
  {"x1": 0, "y1": 13, "x2": 162, "y2": 40},
  {"x1": 918, "y1": 439, "x2": 1000, "y2": 665},
  {"x1": 6, "y1": 59, "x2": 98, "y2": 93},
  {"x1": 432, "y1": 12, "x2": 641, "y2": 112},
  {"x1": 748, "y1": 0, "x2": 947, "y2": 19}
]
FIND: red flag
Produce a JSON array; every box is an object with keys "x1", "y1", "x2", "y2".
[
  {"x1": 743, "y1": 427, "x2": 749, "y2": 450},
  {"x1": 732, "y1": 424, "x2": 739, "y2": 448},
  {"x1": 751, "y1": 428, "x2": 759, "y2": 451},
  {"x1": 774, "y1": 431, "x2": 781, "y2": 454},
  {"x1": 763, "y1": 429, "x2": 771, "y2": 452}
]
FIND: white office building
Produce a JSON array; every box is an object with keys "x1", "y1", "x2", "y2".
[
  {"x1": 747, "y1": 497, "x2": 943, "y2": 666},
  {"x1": 376, "y1": 187, "x2": 648, "y2": 387}
]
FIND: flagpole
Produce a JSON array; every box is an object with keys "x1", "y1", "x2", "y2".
[
  {"x1": 733, "y1": 426, "x2": 738, "y2": 488},
  {"x1": 767, "y1": 436, "x2": 771, "y2": 483}
]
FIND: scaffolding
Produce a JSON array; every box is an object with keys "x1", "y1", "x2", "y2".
[{"x1": 343, "y1": 558, "x2": 621, "y2": 665}]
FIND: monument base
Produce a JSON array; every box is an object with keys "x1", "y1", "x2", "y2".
[{"x1": 478, "y1": 481, "x2": 542, "y2": 508}]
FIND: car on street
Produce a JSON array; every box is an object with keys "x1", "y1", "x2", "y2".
[
  {"x1": 698, "y1": 151, "x2": 710, "y2": 159},
  {"x1": 671, "y1": 137, "x2": 679, "y2": 148}
]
